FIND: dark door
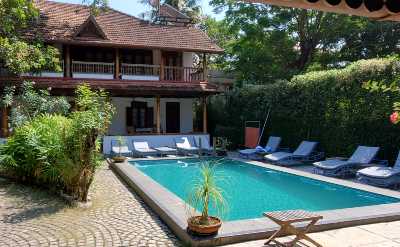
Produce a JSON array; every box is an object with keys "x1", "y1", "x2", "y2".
[{"x1": 166, "y1": 102, "x2": 180, "y2": 133}]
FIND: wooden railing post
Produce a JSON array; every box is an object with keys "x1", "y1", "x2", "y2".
[
  {"x1": 160, "y1": 63, "x2": 164, "y2": 81},
  {"x1": 114, "y1": 48, "x2": 120, "y2": 79},
  {"x1": 64, "y1": 45, "x2": 71, "y2": 78},
  {"x1": 203, "y1": 53, "x2": 208, "y2": 82},
  {"x1": 156, "y1": 96, "x2": 161, "y2": 134},
  {"x1": 202, "y1": 96, "x2": 208, "y2": 133}
]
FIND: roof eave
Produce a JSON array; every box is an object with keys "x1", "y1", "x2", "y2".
[{"x1": 46, "y1": 39, "x2": 224, "y2": 54}]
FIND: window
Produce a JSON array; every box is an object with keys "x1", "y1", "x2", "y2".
[{"x1": 126, "y1": 101, "x2": 154, "y2": 132}]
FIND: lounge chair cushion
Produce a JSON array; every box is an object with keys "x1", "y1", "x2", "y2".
[
  {"x1": 112, "y1": 146, "x2": 131, "y2": 154},
  {"x1": 134, "y1": 141, "x2": 151, "y2": 150},
  {"x1": 135, "y1": 147, "x2": 157, "y2": 153},
  {"x1": 358, "y1": 166, "x2": 400, "y2": 178},
  {"x1": 155, "y1": 147, "x2": 177, "y2": 152},
  {"x1": 239, "y1": 149, "x2": 256, "y2": 154},
  {"x1": 176, "y1": 137, "x2": 193, "y2": 149},
  {"x1": 313, "y1": 159, "x2": 349, "y2": 170},
  {"x1": 348, "y1": 146, "x2": 379, "y2": 164},
  {"x1": 265, "y1": 152, "x2": 293, "y2": 161},
  {"x1": 181, "y1": 146, "x2": 199, "y2": 151},
  {"x1": 293, "y1": 141, "x2": 317, "y2": 156}
]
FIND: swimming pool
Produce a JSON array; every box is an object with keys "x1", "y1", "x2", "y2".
[{"x1": 131, "y1": 158, "x2": 400, "y2": 221}]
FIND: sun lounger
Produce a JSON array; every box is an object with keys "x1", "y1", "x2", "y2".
[
  {"x1": 132, "y1": 140, "x2": 159, "y2": 157},
  {"x1": 111, "y1": 139, "x2": 132, "y2": 157},
  {"x1": 263, "y1": 210, "x2": 323, "y2": 247},
  {"x1": 313, "y1": 146, "x2": 380, "y2": 178},
  {"x1": 174, "y1": 137, "x2": 200, "y2": 155},
  {"x1": 264, "y1": 141, "x2": 322, "y2": 166},
  {"x1": 239, "y1": 136, "x2": 282, "y2": 160},
  {"x1": 194, "y1": 137, "x2": 215, "y2": 155},
  {"x1": 357, "y1": 151, "x2": 399, "y2": 188},
  {"x1": 154, "y1": 146, "x2": 178, "y2": 157}
]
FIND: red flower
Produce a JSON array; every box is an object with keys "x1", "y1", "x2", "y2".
[{"x1": 390, "y1": 112, "x2": 399, "y2": 124}]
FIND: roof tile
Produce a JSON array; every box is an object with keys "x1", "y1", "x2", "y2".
[{"x1": 28, "y1": 0, "x2": 223, "y2": 53}]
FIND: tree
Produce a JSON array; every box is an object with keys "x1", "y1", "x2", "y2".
[
  {"x1": 141, "y1": 0, "x2": 202, "y2": 23},
  {"x1": 0, "y1": 0, "x2": 109, "y2": 75},
  {"x1": 206, "y1": 0, "x2": 400, "y2": 85},
  {"x1": 0, "y1": 0, "x2": 61, "y2": 74},
  {"x1": 1, "y1": 81, "x2": 70, "y2": 128}
]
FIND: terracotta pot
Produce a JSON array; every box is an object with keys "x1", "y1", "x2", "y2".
[
  {"x1": 112, "y1": 156, "x2": 127, "y2": 163},
  {"x1": 187, "y1": 216, "x2": 222, "y2": 236}
]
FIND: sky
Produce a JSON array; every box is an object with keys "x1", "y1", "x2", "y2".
[{"x1": 56, "y1": 0, "x2": 225, "y2": 20}]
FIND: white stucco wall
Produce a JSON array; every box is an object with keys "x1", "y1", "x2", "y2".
[
  {"x1": 103, "y1": 133, "x2": 209, "y2": 155},
  {"x1": 108, "y1": 97, "x2": 133, "y2": 135},
  {"x1": 107, "y1": 97, "x2": 194, "y2": 135}
]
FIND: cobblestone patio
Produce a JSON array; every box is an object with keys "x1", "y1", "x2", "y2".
[{"x1": 0, "y1": 164, "x2": 181, "y2": 247}]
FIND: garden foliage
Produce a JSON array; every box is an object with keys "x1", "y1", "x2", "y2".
[
  {"x1": 209, "y1": 57, "x2": 400, "y2": 161},
  {"x1": 0, "y1": 84, "x2": 114, "y2": 202}
]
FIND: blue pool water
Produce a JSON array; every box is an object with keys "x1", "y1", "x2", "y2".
[{"x1": 131, "y1": 158, "x2": 400, "y2": 221}]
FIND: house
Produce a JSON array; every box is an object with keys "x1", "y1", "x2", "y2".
[{"x1": 0, "y1": 0, "x2": 223, "y2": 153}]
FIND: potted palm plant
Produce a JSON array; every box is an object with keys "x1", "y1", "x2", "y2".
[
  {"x1": 112, "y1": 136, "x2": 127, "y2": 163},
  {"x1": 186, "y1": 160, "x2": 226, "y2": 235}
]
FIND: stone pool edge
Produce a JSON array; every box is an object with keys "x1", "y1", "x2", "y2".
[{"x1": 110, "y1": 158, "x2": 400, "y2": 247}]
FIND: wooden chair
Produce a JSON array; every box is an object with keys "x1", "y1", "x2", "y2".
[{"x1": 263, "y1": 210, "x2": 323, "y2": 247}]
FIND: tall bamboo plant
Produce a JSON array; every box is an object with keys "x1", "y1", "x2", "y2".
[{"x1": 187, "y1": 160, "x2": 227, "y2": 225}]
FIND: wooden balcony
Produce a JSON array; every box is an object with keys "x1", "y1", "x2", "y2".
[{"x1": 31, "y1": 61, "x2": 207, "y2": 83}]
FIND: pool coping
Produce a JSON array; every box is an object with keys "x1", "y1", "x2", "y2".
[{"x1": 110, "y1": 157, "x2": 400, "y2": 246}]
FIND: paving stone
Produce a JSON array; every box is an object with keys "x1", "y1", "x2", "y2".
[{"x1": 0, "y1": 165, "x2": 180, "y2": 247}]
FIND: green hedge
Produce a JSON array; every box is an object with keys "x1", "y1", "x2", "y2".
[{"x1": 209, "y1": 57, "x2": 400, "y2": 161}]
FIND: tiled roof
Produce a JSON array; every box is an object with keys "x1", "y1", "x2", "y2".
[{"x1": 28, "y1": 0, "x2": 223, "y2": 53}]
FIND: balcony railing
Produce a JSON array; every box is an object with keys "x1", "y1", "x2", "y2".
[
  {"x1": 121, "y1": 63, "x2": 160, "y2": 76},
  {"x1": 72, "y1": 61, "x2": 114, "y2": 74},
  {"x1": 24, "y1": 61, "x2": 207, "y2": 82},
  {"x1": 163, "y1": 66, "x2": 204, "y2": 82},
  {"x1": 121, "y1": 64, "x2": 204, "y2": 82}
]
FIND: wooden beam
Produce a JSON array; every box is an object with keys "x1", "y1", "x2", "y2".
[
  {"x1": 202, "y1": 96, "x2": 207, "y2": 133},
  {"x1": 156, "y1": 96, "x2": 161, "y2": 134},
  {"x1": 203, "y1": 53, "x2": 208, "y2": 82},
  {"x1": 115, "y1": 48, "x2": 120, "y2": 79},
  {"x1": 64, "y1": 45, "x2": 71, "y2": 78},
  {"x1": 160, "y1": 52, "x2": 165, "y2": 81},
  {"x1": 1, "y1": 107, "x2": 9, "y2": 137}
]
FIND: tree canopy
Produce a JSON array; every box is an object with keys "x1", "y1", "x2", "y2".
[{"x1": 206, "y1": 1, "x2": 400, "y2": 85}]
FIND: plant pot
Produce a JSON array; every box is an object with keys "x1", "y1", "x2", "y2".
[
  {"x1": 112, "y1": 156, "x2": 127, "y2": 163},
  {"x1": 187, "y1": 216, "x2": 222, "y2": 236}
]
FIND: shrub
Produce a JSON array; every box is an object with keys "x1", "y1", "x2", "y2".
[
  {"x1": 209, "y1": 57, "x2": 400, "y2": 161},
  {"x1": 0, "y1": 84, "x2": 114, "y2": 202},
  {"x1": 0, "y1": 114, "x2": 71, "y2": 186}
]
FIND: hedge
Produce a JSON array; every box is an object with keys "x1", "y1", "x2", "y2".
[{"x1": 208, "y1": 57, "x2": 400, "y2": 162}]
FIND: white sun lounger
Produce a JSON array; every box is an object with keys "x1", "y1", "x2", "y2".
[
  {"x1": 194, "y1": 137, "x2": 215, "y2": 155},
  {"x1": 313, "y1": 146, "x2": 380, "y2": 178},
  {"x1": 175, "y1": 137, "x2": 200, "y2": 155},
  {"x1": 239, "y1": 136, "x2": 282, "y2": 160},
  {"x1": 132, "y1": 140, "x2": 159, "y2": 157},
  {"x1": 357, "y1": 151, "x2": 399, "y2": 188},
  {"x1": 154, "y1": 146, "x2": 178, "y2": 156},
  {"x1": 111, "y1": 139, "x2": 132, "y2": 157},
  {"x1": 264, "y1": 141, "x2": 322, "y2": 166}
]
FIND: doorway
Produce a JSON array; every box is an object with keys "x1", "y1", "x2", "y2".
[{"x1": 166, "y1": 102, "x2": 180, "y2": 133}]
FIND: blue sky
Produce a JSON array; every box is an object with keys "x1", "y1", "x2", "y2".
[{"x1": 56, "y1": 0, "x2": 224, "y2": 19}]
